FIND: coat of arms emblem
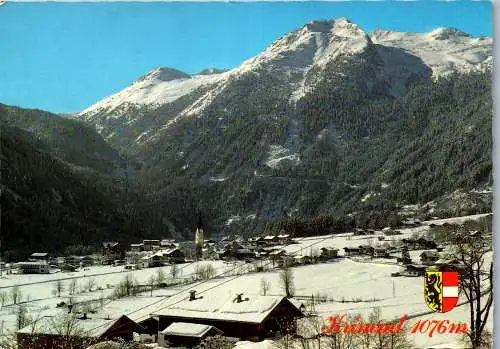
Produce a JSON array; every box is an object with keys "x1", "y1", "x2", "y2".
[{"x1": 424, "y1": 271, "x2": 459, "y2": 313}]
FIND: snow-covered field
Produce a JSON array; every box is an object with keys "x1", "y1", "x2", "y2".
[{"x1": 0, "y1": 213, "x2": 492, "y2": 349}]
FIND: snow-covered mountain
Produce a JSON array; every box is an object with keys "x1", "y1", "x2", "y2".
[
  {"x1": 79, "y1": 18, "x2": 492, "y2": 137},
  {"x1": 11, "y1": 18, "x2": 492, "y2": 244}
]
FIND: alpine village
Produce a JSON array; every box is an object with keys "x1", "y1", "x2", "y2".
[{"x1": 0, "y1": 17, "x2": 494, "y2": 349}]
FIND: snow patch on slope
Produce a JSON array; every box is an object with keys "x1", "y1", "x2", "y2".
[
  {"x1": 265, "y1": 145, "x2": 300, "y2": 168},
  {"x1": 371, "y1": 27, "x2": 492, "y2": 78}
]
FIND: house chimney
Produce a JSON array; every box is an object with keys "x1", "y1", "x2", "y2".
[
  {"x1": 189, "y1": 290, "x2": 196, "y2": 301},
  {"x1": 68, "y1": 304, "x2": 73, "y2": 313},
  {"x1": 82, "y1": 313, "x2": 87, "y2": 320},
  {"x1": 234, "y1": 293, "x2": 243, "y2": 303}
]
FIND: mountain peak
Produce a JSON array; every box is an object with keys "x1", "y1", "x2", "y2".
[
  {"x1": 302, "y1": 17, "x2": 357, "y2": 33},
  {"x1": 197, "y1": 68, "x2": 229, "y2": 76},
  {"x1": 136, "y1": 67, "x2": 191, "y2": 83},
  {"x1": 428, "y1": 27, "x2": 471, "y2": 40}
]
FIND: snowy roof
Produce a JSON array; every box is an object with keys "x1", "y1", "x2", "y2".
[
  {"x1": 268, "y1": 250, "x2": 285, "y2": 256},
  {"x1": 161, "y1": 322, "x2": 220, "y2": 337},
  {"x1": 18, "y1": 261, "x2": 48, "y2": 266},
  {"x1": 264, "y1": 236, "x2": 277, "y2": 240},
  {"x1": 17, "y1": 315, "x2": 139, "y2": 338},
  {"x1": 30, "y1": 253, "x2": 49, "y2": 257},
  {"x1": 152, "y1": 295, "x2": 293, "y2": 324},
  {"x1": 420, "y1": 251, "x2": 440, "y2": 258},
  {"x1": 277, "y1": 234, "x2": 290, "y2": 238}
]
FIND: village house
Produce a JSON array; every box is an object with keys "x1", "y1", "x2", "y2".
[
  {"x1": 160, "y1": 239, "x2": 177, "y2": 249},
  {"x1": 149, "y1": 292, "x2": 304, "y2": 342},
  {"x1": 382, "y1": 228, "x2": 401, "y2": 236},
  {"x1": 403, "y1": 264, "x2": 427, "y2": 277},
  {"x1": 143, "y1": 240, "x2": 161, "y2": 251},
  {"x1": 17, "y1": 261, "x2": 50, "y2": 274},
  {"x1": 433, "y1": 258, "x2": 467, "y2": 273},
  {"x1": 420, "y1": 251, "x2": 441, "y2": 265},
  {"x1": 202, "y1": 245, "x2": 219, "y2": 260},
  {"x1": 163, "y1": 248, "x2": 186, "y2": 264},
  {"x1": 158, "y1": 322, "x2": 223, "y2": 348},
  {"x1": 263, "y1": 235, "x2": 279, "y2": 246},
  {"x1": 277, "y1": 234, "x2": 292, "y2": 244},
  {"x1": 401, "y1": 237, "x2": 437, "y2": 251},
  {"x1": 248, "y1": 237, "x2": 263, "y2": 244},
  {"x1": 179, "y1": 241, "x2": 196, "y2": 260},
  {"x1": 373, "y1": 247, "x2": 389, "y2": 258},
  {"x1": 401, "y1": 218, "x2": 422, "y2": 227},
  {"x1": 343, "y1": 247, "x2": 360, "y2": 256},
  {"x1": 293, "y1": 255, "x2": 311, "y2": 265},
  {"x1": 102, "y1": 242, "x2": 120, "y2": 255},
  {"x1": 353, "y1": 229, "x2": 367, "y2": 236},
  {"x1": 358, "y1": 245, "x2": 374, "y2": 257},
  {"x1": 130, "y1": 243, "x2": 144, "y2": 253},
  {"x1": 17, "y1": 314, "x2": 144, "y2": 349},
  {"x1": 268, "y1": 250, "x2": 286, "y2": 266},
  {"x1": 277, "y1": 256, "x2": 294, "y2": 268},
  {"x1": 319, "y1": 247, "x2": 339, "y2": 260}
]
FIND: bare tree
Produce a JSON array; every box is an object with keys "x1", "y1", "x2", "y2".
[
  {"x1": 273, "y1": 316, "x2": 297, "y2": 349},
  {"x1": 0, "y1": 291, "x2": 7, "y2": 307},
  {"x1": 113, "y1": 273, "x2": 137, "y2": 298},
  {"x1": 87, "y1": 277, "x2": 96, "y2": 292},
  {"x1": 54, "y1": 280, "x2": 65, "y2": 298},
  {"x1": 201, "y1": 334, "x2": 234, "y2": 349},
  {"x1": 170, "y1": 263, "x2": 178, "y2": 281},
  {"x1": 16, "y1": 305, "x2": 31, "y2": 331},
  {"x1": 156, "y1": 268, "x2": 166, "y2": 286},
  {"x1": 68, "y1": 279, "x2": 78, "y2": 295},
  {"x1": 366, "y1": 308, "x2": 413, "y2": 349},
  {"x1": 451, "y1": 232, "x2": 493, "y2": 349},
  {"x1": 260, "y1": 278, "x2": 271, "y2": 296},
  {"x1": 48, "y1": 313, "x2": 93, "y2": 349},
  {"x1": 10, "y1": 285, "x2": 22, "y2": 305},
  {"x1": 148, "y1": 275, "x2": 156, "y2": 296},
  {"x1": 279, "y1": 262, "x2": 295, "y2": 298}
]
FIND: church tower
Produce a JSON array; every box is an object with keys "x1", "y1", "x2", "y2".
[{"x1": 195, "y1": 212, "x2": 204, "y2": 259}]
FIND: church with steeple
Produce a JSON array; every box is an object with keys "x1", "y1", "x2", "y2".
[{"x1": 195, "y1": 212, "x2": 204, "y2": 259}]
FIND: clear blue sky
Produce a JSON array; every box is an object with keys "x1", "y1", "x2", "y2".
[{"x1": 0, "y1": 1, "x2": 492, "y2": 113}]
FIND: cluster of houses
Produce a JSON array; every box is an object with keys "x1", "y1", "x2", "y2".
[
  {"x1": 17, "y1": 291, "x2": 306, "y2": 349},
  {"x1": 122, "y1": 234, "x2": 340, "y2": 271}
]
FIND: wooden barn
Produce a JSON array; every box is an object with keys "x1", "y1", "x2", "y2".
[
  {"x1": 149, "y1": 292, "x2": 304, "y2": 342},
  {"x1": 17, "y1": 314, "x2": 144, "y2": 349}
]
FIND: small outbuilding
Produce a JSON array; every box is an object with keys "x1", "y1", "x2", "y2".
[{"x1": 159, "y1": 322, "x2": 223, "y2": 348}]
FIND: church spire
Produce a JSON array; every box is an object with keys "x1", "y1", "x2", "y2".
[
  {"x1": 195, "y1": 211, "x2": 204, "y2": 260},
  {"x1": 197, "y1": 211, "x2": 203, "y2": 231}
]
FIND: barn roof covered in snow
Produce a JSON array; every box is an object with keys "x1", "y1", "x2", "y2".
[
  {"x1": 161, "y1": 322, "x2": 221, "y2": 337},
  {"x1": 151, "y1": 294, "x2": 301, "y2": 324},
  {"x1": 17, "y1": 315, "x2": 143, "y2": 338}
]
